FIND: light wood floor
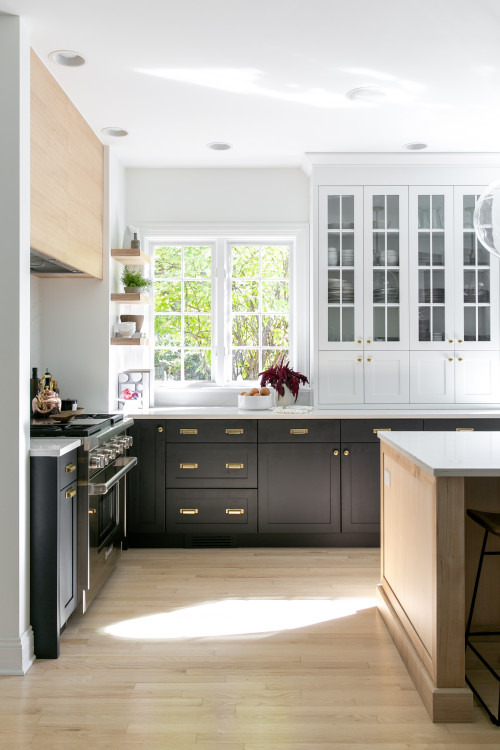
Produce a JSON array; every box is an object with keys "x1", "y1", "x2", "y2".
[{"x1": 1, "y1": 547, "x2": 499, "y2": 749}]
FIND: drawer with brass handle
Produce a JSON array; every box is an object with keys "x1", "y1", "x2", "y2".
[
  {"x1": 58, "y1": 448, "x2": 78, "y2": 488},
  {"x1": 166, "y1": 489, "x2": 257, "y2": 532},
  {"x1": 423, "y1": 418, "x2": 500, "y2": 433},
  {"x1": 166, "y1": 444, "x2": 257, "y2": 488},
  {"x1": 258, "y1": 419, "x2": 340, "y2": 443},
  {"x1": 341, "y1": 419, "x2": 424, "y2": 443},
  {"x1": 167, "y1": 420, "x2": 256, "y2": 442}
]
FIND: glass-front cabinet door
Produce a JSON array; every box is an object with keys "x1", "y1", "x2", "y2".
[
  {"x1": 363, "y1": 187, "x2": 409, "y2": 350},
  {"x1": 409, "y1": 187, "x2": 454, "y2": 349},
  {"x1": 318, "y1": 187, "x2": 363, "y2": 350},
  {"x1": 454, "y1": 187, "x2": 499, "y2": 351}
]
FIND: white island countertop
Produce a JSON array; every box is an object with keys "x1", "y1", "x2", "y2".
[
  {"x1": 30, "y1": 438, "x2": 81, "y2": 457},
  {"x1": 379, "y1": 430, "x2": 500, "y2": 477}
]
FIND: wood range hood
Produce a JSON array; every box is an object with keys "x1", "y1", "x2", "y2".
[{"x1": 30, "y1": 49, "x2": 104, "y2": 280}]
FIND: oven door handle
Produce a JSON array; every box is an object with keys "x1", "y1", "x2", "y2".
[{"x1": 88, "y1": 456, "x2": 138, "y2": 496}]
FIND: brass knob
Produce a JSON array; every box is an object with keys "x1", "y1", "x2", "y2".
[
  {"x1": 157, "y1": 426, "x2": 164, "y2": 433},
  {"x1": 357, "y1": 357, "x2": 362, "y2": 362},
  {"x1": 448, "y1": 357, "x2": 453, "y2": 362},
  {"x1": 458, "y1": 357, "x2": 463, "y2": 362},
  {"x1": 357, "y1": 339, "x2": 362, "y2": 344},
  {"x1": 448, "y1": 339, "x2": 453, "y2": 344},
  {"x1": 343, "y1": 449, "x2": 350, "y2": 456},
  {"x1": 366, "y1": 357, "x2": 372, "y2": 362},
  {"x1": 366, "y1": 339, "x2": 372, "y2": 344},
  {"x1": 458, "y1": 339, "x2": 463, "y2": 344},
  {"x1": 333, "y1": 449, "x2": 339, "y2": 456}
]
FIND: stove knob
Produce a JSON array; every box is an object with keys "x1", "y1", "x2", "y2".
[
  {"x1": 116, "y1": 438, "x2": 129, "y2": 450},
  {"x1": 90, "y1": 453, "x2": 106, "y2": 469},
  {"x1": 102, "y1": 447, "x2": 116, "y2": 460},
  {"x1": 109, "y1": 442, "x2": 124, "y2": 455},
  {"x1": 125, "y1": 435, "x2": 133, "y2": 448}
]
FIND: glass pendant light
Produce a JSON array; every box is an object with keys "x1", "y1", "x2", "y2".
[{"x1": 474, "y1": 181, "x2": 500, "y2": 258}]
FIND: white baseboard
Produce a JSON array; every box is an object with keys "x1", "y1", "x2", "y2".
[{"x1": 0, "y1": 626, "x2": 35, "y2": 675}]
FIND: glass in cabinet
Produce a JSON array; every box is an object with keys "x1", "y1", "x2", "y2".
[
  {"x1": 318, "y1": 187, "x2": 363, "y2": 349},
  {"x1": 409, "y1": 187, "x2": 453, "y2": 349},
  {"x1": 363, "y1": 187, "x2": 409, "y2": 350},
  {"x1": 454, "y1": 187, "x2": 498, "y2": 350}
]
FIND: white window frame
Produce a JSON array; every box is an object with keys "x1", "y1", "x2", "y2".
[{"x1": 141, "y1": 223, "x2": 310, "y2": 403}]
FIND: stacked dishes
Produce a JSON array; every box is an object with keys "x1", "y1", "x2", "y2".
[
  {"x1": 342, "y1": 248, "x2": 354, "y2": 266},
  {"x1": 328, "y1": 278, "x2": 354, "y2": 303}
]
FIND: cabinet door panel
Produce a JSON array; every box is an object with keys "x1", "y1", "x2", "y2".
[
  {"x1": 409, "y1": 351, "x2": 454, "y2": 403},
  {"x1": 364, "y1": 352, "x2": 409, "y2": 403},
  {"x1": 59, "y1": 481, "x2": 78, "y2": 622},
  {"x1": 318, "y1": 351, "x2": 364, "y2": 405},
  {"x1": 258, "y1": 443, "x2": 340, "y2": 532},
  {"x1": 455, "y1": 351, "x2": 500, "y2": 403},
  {"x1": 341, "y1": 443, "x2": 380, "y2": 533},
  {"x1": 127, "y1": 421, "x2": 166, "y2": 533}
]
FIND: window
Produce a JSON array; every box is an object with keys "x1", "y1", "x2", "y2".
[{"x1": 144, "y1": 225, "x2": 309, "y2": 388}]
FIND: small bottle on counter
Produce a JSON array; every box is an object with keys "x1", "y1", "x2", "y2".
[
  {"x1": 30, "y1": 367, "x2": 39, "y2": 413},
  {"x1": 131, "y1": 232, "x2": 140, "y2": 249}
]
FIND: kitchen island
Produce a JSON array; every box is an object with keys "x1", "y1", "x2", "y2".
[{"x1": 377, "y1": 431, "x2": 500, "y2": 723}]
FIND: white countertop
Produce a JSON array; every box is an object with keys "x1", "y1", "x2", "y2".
[
  {"x1": 379, "y1": 430, "x2": 500, "y2": 477},
  {"x1": 126, "y1": 406, "x2": 500, "y2": 420},
  {"x1": 30, "y1": 438, "x2": 81, "y2": 457}
]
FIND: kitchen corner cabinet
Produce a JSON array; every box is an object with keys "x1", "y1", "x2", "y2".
[
  {"x1": 127, "y1": 420, "x2": 166, "y2": 535},
  {"x1": 316, "y1": 183, "x2": 500, "y2": 407},
  {"x1": 30, "y1": 450, "x2": 78, "y2": 658}
]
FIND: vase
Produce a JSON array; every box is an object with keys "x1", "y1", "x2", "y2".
[{"x1": 276, "y1": 385, "x2": 294, "y2": 407}]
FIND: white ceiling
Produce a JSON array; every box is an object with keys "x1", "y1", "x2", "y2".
[{"x1": 3, "y1": 0, "x2": 500, "y2": 168}]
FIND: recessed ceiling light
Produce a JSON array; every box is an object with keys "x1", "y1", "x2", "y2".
[
  {"x1": 402, "y1": 142, "x2": 428, "y2": 150},
  {"x1": 345, "y1": 86, "x2": 386, "y2": 102},
  {"x1": 101, "y1": 127, "x2": 129, "y2": 138},
  {"x1": 207, "y1": 142, "x2": 231, "y2": 151},
  {"x1": 49, "y1": 50, "x2": 86, "y2": 67}
]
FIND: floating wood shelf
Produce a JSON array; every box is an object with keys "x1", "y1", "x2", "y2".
[
  {"x1": 111, "y1": 293, "x2": 150, "y2": 304},
  {"x1": 110, "y1": 338, "x2": 149, "y2": 346},
  {"x1": 111, "y1": 249, "x2": 150, "y2": 265}
]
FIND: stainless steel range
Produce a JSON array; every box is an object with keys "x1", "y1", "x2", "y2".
[{"x1": 31, "y1": 413, "x2": 137, "y2": 613}]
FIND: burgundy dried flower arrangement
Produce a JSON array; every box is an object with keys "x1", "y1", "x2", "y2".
[{"x1": 259, "y1": 357, "x2": 309, "y2": 402}]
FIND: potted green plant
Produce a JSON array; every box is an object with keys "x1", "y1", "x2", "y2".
[
  {"x1": 121, "y1": 265, "x2": 152, "y2": 294},
  {"x1": 259, "y1": 356, "x2": 309, "y2": 405}
]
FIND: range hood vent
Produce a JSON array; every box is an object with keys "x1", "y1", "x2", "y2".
[{"x1": 30, "y1": 248, "x2": 85, "y2": 276}]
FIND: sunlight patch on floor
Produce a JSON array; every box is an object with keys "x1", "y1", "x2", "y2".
[{"x1": 103, "y1": 597, "x2": 377, "y2": 640}]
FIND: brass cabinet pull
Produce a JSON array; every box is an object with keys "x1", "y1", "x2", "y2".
[
  {"x1": 457, "y1": 357, "x2": 463, "y2": 362},
  {"x1": 226, "y1": 508, "x2": 245, "y2": 515},
  {"x1": 179, "y1": 463, "x2": 198, "y2": 469},
  {"x1": 448, "y1": 357, "x2": 453, "y2": 362},
  {"x1": 458, "y1": 339, "x2": 463, "y2": 344},
  {"x1": 65, "y1": 488, "x2": 77, "y2": 499},
  {"x1": 226, "y1": 428, "x2": 244, "y2": 435},
  {"x1": 357, "y1": 357, "x2": 362, "y2": 362},
  {"x1": 448, "y1": 339, "x2": 454, "y2": 344},
  {"x1": 157, "y1": 426, "x2": 164, "y2": 433},
  {"x1": 180, "y1": 428, "x2": 198, "y2": 435},
  {"x1": 366, "y1": 357, "x2": 372, "y2": 362},
  {"x1": 333, "y1": 449, "x2": 339, "y2": 456},
  {"x1": 180, "y1": 508, "x2": 198, "y2": 515},
  {"x1": 366, "y1": 339, "x2": 372, "y2": 344},
  {"x1": 290, "y1": 428, "x2": 308, "y2": 435},
  {"x1": 456, "y1": 427, "x2": 474, "y2": 432},
  {"x1": 357, "y1": 339, "x2": 362, "y2": 344},
  {"x1": 65, "y1": 463, "x2": 76, "y2": 473},
  {"x1": 88, "y1": 508, "x2": 96, "y2": 515},
  {"x1": 373, "y1": 428, "x2": 391, "y2": 434},
  {"x1": 226, "y1": 463, "x2": 244, "y2": 470},
  {"x1": 343, "y1": 449, "x2": 350, "y2": 456}
]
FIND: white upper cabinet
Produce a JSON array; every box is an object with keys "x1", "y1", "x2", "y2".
[
  {"x1": 318, "y1": 187, "x2": 363, "y2": 350},
  {"x1": 315, "y1": 177, "x2": 500, "y2": 408}
]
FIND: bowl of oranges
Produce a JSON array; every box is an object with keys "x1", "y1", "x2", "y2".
[{"x1": 237, "y1": 386, "x2": 274, "y2": 410}]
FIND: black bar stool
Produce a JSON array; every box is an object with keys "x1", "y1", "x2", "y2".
[{"x1": 465, "y1": 509, "x2": 500, "y2": 725}]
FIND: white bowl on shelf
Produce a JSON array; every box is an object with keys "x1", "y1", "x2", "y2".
[
  {"x1": 117, "y1": 321, "x2": 136, "y2": 337},
  {"x1": 238, "y1": 394, "x2": 275, "y2": 410}
]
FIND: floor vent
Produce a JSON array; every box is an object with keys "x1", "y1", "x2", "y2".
[{"x1": 185, "y1": 535, "x2": 236, "y2": 549}]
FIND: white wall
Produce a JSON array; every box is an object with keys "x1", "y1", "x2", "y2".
[
  {"x1": 30, "y1": 276, "x2": 41, "y2": 374},
  {"x1": 0, "y1": 16, "x2": 34, "y2": 675},
  {"x1": 126, "y1": 168, "x2": 309, "y2": 223}
]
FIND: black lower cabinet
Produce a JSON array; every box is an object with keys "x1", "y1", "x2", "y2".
[
  {"x1": 30, "y1": 450, "x2": 78, "y2": 658},
  {"x1": 127, "y1": 420, "x2": 166, "y2": 537},
  {"x1": 341, "y1": 443, "x2": 380, "y2": 533},
  {"x1": 166, "y1": 489, "x2": 257, "y2": 533},
  {"x1": 258, "y1": 443, "x2": 341, "y2": 533}
]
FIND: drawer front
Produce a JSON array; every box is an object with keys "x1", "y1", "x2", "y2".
[
  {"x1": 166, "y1": 444, "x2": 257, "y2": 488},
  {"x1": 258, "y1": 419, "x2": 340, "y2": 443},
  {"x1": 167, "y1": 489, "x2": 257, "y2": 533},
  {"x1": 341, "y1": 419, "x2": 424, "y2": 443},
  {"x1": 423, "y1": 418, "x2": 500, "y2": 432},
  {"x1": 58, "y1": 449, "x2": 78, "y2": 489},
  {"x1": 166, "y1": 420, "x2": 257, "y2": 443}
]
